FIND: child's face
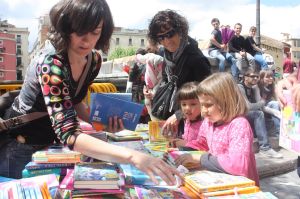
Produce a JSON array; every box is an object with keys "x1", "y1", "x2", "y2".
[
  {"x1": 198, "y1": 94, "x2": 222, "y2": 123},
  {"x1": 180, "y1": 99, "x2": 201, "y2": 121}
]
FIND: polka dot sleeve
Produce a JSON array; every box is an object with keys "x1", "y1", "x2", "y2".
[{"x1": 36, "y1": 55, "x2": 80, "y2": 144}]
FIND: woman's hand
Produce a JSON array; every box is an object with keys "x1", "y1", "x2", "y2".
[
  {"x1": 143, "y1": 85, "x2": 154, "y2": 100},
  {"x1": 106, "y1": 116, "x2": 124, "y2": 133},
  {"x1": 174, "y1": 153, "x2": 201, "y2": 170},
  {"x1": 130, "y1": 151, "x2": 182, "y2": 186},
  {"x1": 162, "y1": 114, "x2": 179, "y2": 138}
]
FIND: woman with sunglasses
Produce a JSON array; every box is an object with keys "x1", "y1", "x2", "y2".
[{"x1": 145, "y1": 9, "x2": 211, "y2": 137}]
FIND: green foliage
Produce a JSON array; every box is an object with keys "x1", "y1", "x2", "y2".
[{"x1": 108, "y1": 47, "x2": 137, "y2": 60}]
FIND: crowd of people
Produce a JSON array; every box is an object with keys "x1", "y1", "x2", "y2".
[{"x1": 0, "y1": 0, "x2": 299, "y2": 188}]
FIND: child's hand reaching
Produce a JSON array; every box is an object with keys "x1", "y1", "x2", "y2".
[
  {"x1": 174, "y1": 153, "x2": 201, "y2": 170},
  {"x1": 168, "y1": 138, "x2": 186, "y2": 148}
]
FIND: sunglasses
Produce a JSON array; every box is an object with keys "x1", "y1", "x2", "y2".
[{"x1": 156, "y1": 29, "x2": 176, "y2": 42}]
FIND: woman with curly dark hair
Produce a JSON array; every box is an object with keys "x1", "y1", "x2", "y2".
[
  {"x1": 0, "y1": 0, "x2": 181, "y2": 185},
  {"x1": 145, "y1": 9, "x2": 211, "y2": 136}
]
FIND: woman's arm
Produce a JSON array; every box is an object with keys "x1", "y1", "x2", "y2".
[
  {"x1": 74, "y1": 102, "x2": 90, "y2": 123},
  {"x1": 72, "y1": 133, "x2": 180, "y2": 185}
]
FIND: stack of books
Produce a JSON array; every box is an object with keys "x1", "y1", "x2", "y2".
[
  {"x1": 127, "y1": 186, "x2": 189, "y2": 198},
  {"x1": 182, "y1": 170, "x2": 260, "y2": 198},
  {"x1": 59, "y1": 162, "x2": 125, "y2": 198},
  {"x1": 73, "y1": 162, "x2": 121, "y2": 190},
  {"x1": 32, "y1": 145, "x2": 81, "y2": 164},
  {"x1": 206, "y1": 191, "x2": 278, "y2": 198}
]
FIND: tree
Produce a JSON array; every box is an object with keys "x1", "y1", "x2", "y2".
[{"x1": 108, "y1": 47, "x2": 137, "y2": 60}]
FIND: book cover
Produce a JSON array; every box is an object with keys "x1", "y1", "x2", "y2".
[
  {"x1": 119, "y1": 164, "x2": 165, "y2": 186},
  {"x1": 279, "y1": 90, "x2": 300, "y2": 155},
  {"x1": 167, "y1": 150, "x2": 207, "y2": 169},
  {"x1": 32, "y1": 146, "x2": 81, "y2": 163},
  {"x1": 207, "y1": 191, "x2": 278, "y2": 199},
  {"x1": 134, "y1": 186, "x2": 189, "y2": 199},
  {"x1": 25, "y1": 161, "x2": 74, "y2": 170},
  {"x1": 90, "y1": 93, "x2": 144, "y2": 131},
  {"x1": 106, "y1": 129, "x2": 144, "y2": 141},
  {"x1": 104, "y1": 92, "x2": 132, "y2": 102},
  {"x1": 184, "y1": 170, "x2": 255, "y2": 193},
  {"x1": 22, "y1": 168, "x2": 65, "y2": 178},
  {"x1": 73, "y1": 162, "x2": 120, "y2": 189},
  {"x1": 111, "y1": 140, "x2": 149, "y2": 154}
]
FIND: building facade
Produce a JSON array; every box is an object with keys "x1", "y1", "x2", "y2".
[
  {"x1": 0, "y1": 32, "x2": 16, "y2": 80},
  {"x1": 0, "y1": 19, "x2": 30, "y2": 80}
]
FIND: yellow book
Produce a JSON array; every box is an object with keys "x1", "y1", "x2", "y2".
[
  {"x1": 184, "y1": 170, "x2": 255, "y2": 193},
  {"x1": 148, "y1": 121, "x2": 166, "y2": 142},
  {"x1": 203, "y1": 186, "x2": 260, "y2": 197}
]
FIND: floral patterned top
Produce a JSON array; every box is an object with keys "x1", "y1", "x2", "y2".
[
  {"x1": 11, "y1": 43, "x2": 101, "y2": 145},
  {"x1": 195, "y1": 116, "x2": 259, "y2": 186}
]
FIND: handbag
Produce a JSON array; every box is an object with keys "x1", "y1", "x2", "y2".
[
  {"x1": 151, "y1": 63, "x2": 182, "y2": 120},
  {"x1": 0, "y1": 52, "x2": 93, "y2": 133}
]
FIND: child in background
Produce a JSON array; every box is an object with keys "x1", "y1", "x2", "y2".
[
  {"x1": 258, "y1": 69, "x2": 281, "y2": 136},
  {"x1": 175, "y1": 72, "x2": 259, "y2": 186},
  {"x1": 168, "y1": 82, "x2": 208, "y2": 151}
]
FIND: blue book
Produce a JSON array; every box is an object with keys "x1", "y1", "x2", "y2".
[
  {"x1": 119, "y1": 164, "x2": 165, "y2": 186},
  {"x1": 104, "y1": 93, "x2": 132, "y2": 102},
  {"x1": 90, "y1": 93, "x2": 144, "y2": 131}
]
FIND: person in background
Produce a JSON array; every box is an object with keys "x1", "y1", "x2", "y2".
[
  {"x1": 145, "y1": 9, "x2": 211, "y2": 136},
  {"x1": 0, "y1": 0, "x2": 181, "y2": 185},
  {"x1": 174, "y1": 72, "x2": 259, "y2": 186},
  {"x1": 245, "y1": 26, "x2": 268, "y2": 70},
  {"x1": 228, "y1": 23, "x2": 256, "y2": 75},
  {"x1": 283, "y1": 52, "x2": 293, "y2": 78},
  {"x1": 276, "y1": 71, "x2": 300, "y2": 178},
  {"x1": 258, "y1": 69, "x2": 281, "y2": 137},
  {"x1": 238, "y1": 68, "x2": 282, "y2": 158},
  {"x1": 168, "y1": 82, "x2": 208, "y2": 151},
  {"x1": 208, "y1": 18, "x2": 238, "y2": 81}
]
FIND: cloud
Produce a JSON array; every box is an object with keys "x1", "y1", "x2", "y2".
[{"x1": 1, "y1": 0, "x2": 299, "y2": 50}]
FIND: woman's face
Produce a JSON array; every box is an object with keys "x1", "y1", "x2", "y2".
[
  {"x1": 157, "y1": 28, "x2": 181, "y2": 52},
  {"x1": 263, "y1": 74, "x2": 274, "y2": 86},
  {"x1": 69, "y1": 20, "x2": 103, "y2": 57}
]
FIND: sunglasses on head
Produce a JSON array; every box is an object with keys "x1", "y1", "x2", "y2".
[{"x1": 156, "y1": 29, "x2": 176, "y2": 42}]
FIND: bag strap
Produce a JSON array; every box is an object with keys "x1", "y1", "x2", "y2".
[
  {"x1": 75, "y1": 52, "x2": 93, "y2": 97},
  {"x1": 0, "y1": 112, "x2": 48, "y2": 132}
]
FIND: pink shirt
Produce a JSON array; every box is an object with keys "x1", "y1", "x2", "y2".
[
  {"x1": 183, "y1": 119, "x2": 208, "y2": 151},
  {"x1": 190, "y1": 116, "x2": 259, "y2": 186}
]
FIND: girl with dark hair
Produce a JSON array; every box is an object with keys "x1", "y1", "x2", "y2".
[{"x1": 0, "y1": 0, "x2": 181, "y2": 185}]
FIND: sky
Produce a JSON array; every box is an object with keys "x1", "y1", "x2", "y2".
[{"x1": 1, "y1": 0, "x2": 300, "y2": 51}]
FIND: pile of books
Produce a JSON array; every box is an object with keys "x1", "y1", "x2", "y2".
[
  {"x1": 182, "y1": 170, "x2": 261, "y2": 198},
  {"x1": 32, "y1": 145, "x2": 81, "y2": 164},
  {"x1": 59, "y1": 161, "x2": 125, "y2": 198}
]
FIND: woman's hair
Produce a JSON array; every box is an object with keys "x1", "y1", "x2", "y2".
[
  {"x1": 176, "y1": 81, "x2": 199, "y2": 103},
  {"x1": 48, "y1": 0, "x2": 114, "y2": 54},
  {"x1": 258, "y1": 69, "x2": 275, "y2": 96},
  {"x1": 197, "y1": 72, "x2": 248, "y2": 123},
  {"x1": 147, "y1": 9, "x2": 189, "y2": 45}
]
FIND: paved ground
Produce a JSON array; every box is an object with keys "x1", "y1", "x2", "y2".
[
  {"x1": 256, "y1": 148, "x2": 300, "y2": 198},
  {"x1": 260, "y1": 170, "x2": 300, "y2": 199}
]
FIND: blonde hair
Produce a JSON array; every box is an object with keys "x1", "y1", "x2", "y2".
[{"x1": 197, "y1": 72, "x2": 248, "y2": 123}]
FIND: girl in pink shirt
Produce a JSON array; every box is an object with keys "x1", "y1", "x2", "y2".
[
  {"x1": 169, "y1": 82, "x2": 208, "y2": 151},
  {"x1": 175, "y1": 72, "x2": 259, "y2": 186}
]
